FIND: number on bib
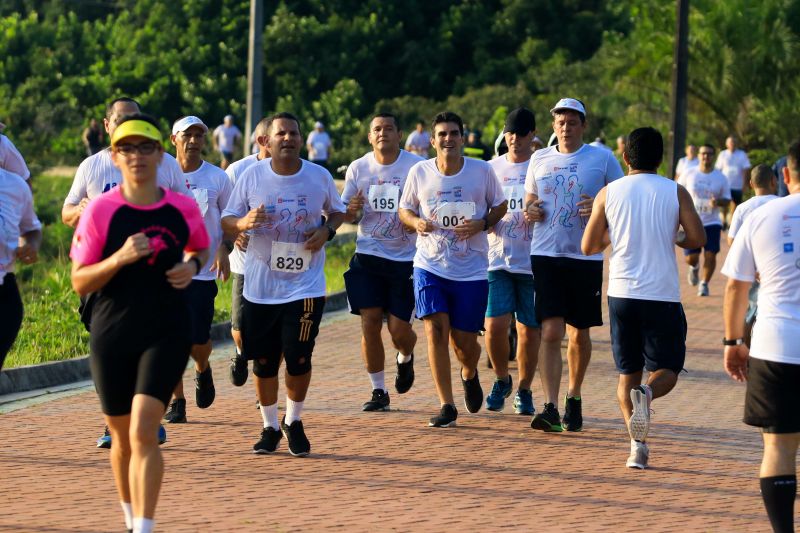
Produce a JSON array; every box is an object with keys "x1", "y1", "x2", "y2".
[
  {"x1": 368, "y1": 184, "x2": 399, "y2": 213},
  {"x1": 270, "y1": 241, "x2": 311, "y2": 273},
  {"x1": 437, "y1": 202, "x2": 476, "y2": 229},
  {"x1": 503, "y1": 185, "x2": 525, "y2": 213}
]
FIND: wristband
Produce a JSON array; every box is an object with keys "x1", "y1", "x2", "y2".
[
  {"x1": 482, "y1": 217, "x2": 489, "y2": 231},
  {"x1": 325, "y1": 223, "x2": 336, "y2": 241},
  {"x1": 189, "y1": 256, "x2": 202, "y2": 275},
  {"x1": 722, "y1": 338, "x2": 744, "y2": 346}
]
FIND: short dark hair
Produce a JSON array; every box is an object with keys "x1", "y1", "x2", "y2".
[
  {"x1": 700, "y1": 143, "x2": 715, "y2": 153},
  {"x1": 431, "y1": 111, "x2": 463, "y2": 136},
  {"x1": 371, "y1": 112, "x2": 399, "y2": 129},
  {"x1": 266, "y1": 112, "x2": 301, "y2": 135},
  {"x1": 116, "y1": 112, "x2": 160, "y2": 131},
  {"x1": 625, "y1": 127, "x2": 663, "y2": 171},
  {"x1": 786, "y1": 140, "x2": 800, "y2": 178},
  {"x1": 106, "y1": 97, "x2": 140, "y2": 120},
  {"x1": 750, "y1": 164, "x2": 775, "y2": 188},
  {"x1": 254, "y1": 116, "x2": 271, "y2": 139}
]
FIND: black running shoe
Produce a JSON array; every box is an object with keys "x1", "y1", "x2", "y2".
[
  {"x1": 395, "y1": 353, "x2": 415, "y2": 394},
  {"x1": 461, "y1": 369, "x2": 483, "y2": 413},
  {"x1": 163, "y1": 398, "x2": 187, "y2": 423},
  {"x1": 428, "y1": 404, "x2": 458, "y2": 427},
  {"x1": 362, "y1": 389, "x2": 390, "y2": 411},
  {"x1": 530, "y1": 402, "x2": 564, "y2": 432},
  {"x1": 562, "y1": 396, "x2": 583, "y2": 432},
  {"x1": 253, "y1": 427, "x2": 282, "y2": 454},
  {"x1": 195, "y1": 366, "x2": 216, "y2": 409},
  {"x1": 229, "y1": 352, "x2": 248, "y2": 387},
  {"x1": 281, "y1": 417, "x2": 311, "y2": 457}
]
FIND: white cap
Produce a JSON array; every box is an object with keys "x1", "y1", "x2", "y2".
[
  {"x1": 550, "y1": 98, "x2": 586, "y2": 116},
  {"x1": 314, "y1": 121, "x2": 324, "y2": 129},
  {"x1": 172, "y1": 116, "x2": 208, "y2": 135},
  {"x1": 224, "y1": 114, "x2": 234, "y2": 122}
]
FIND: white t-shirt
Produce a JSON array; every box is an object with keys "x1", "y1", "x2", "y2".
[
  {"x1": 728, "y1": 194, "x2": 779, "y2": 240},
  {"x1": 306, "y1": 131, "x2": 331, "y2": 161},
  {"x1": 487, "y1": 155, "x2": 533, "y2": 274},
  {"x1": 0, "y1": 135, "x2": 30, "y2": 181},
  {"x1": 675, "y1": 156, "x2": 699, "y2": 177},
  {"x1": 405, "y1": 130, "x2": 430, "y2": 157},
  {"x1": 677, "y1": 167, "x2": 731, "y2": 227},
  {"x1": 225, "y1": 154, "x2": 266, "y2": 275},
  {"x1": 715, "y1": 149, "x2": 751, "y2": 190},
  {"x1": 399, "y1": 157, "x2": 506, "y2": 281},
  {"x1": 525, "y1": 143, "x2": 624, "y2": 260},
  {"x1": 341, "y1": 150, "x2": 423, "y2": 262},
  {"x1": 0, "y1": 169, "x2": 41, "y2": 283},
  {"x1": 721, "y1": 194, "x2": 800, "y2": 364},
  {"x1": 213, "y1": 125, "x2": 242, "y2": 153},
  {"x1": 184, "y1": 161, "x2": 233, "y2": 281},
  {"x1": 64, "y1": 149, "x2": 189, "y2": 206},
  {"x1": 222, "y1": 160, "x2": 346, "y2": 304}
]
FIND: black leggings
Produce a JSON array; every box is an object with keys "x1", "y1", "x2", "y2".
[{"x1": 0, "y1": 274, "x2": 23, "y2": 371}]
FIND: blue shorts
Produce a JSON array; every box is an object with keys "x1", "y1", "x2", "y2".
[
  {"x1": 684, "y1": 224, "x2": 721, "y2": 255},
  {"x1": 730, "y1": 189, "x2": 743, "y2": 205},
  {"x1": 185, "y1": 279, "x2": 218, "y2": 345},
  {"x1": 413, "y1": 268, "x2": 488, "y2": 333},
  {"x1": 221, "y1": 151, "x2": 234, "y2": 163},
  {"x1": 486, "y1": 270, "x2": 539, "y2": 328},
  {"x1": 344, "y1": 253, "x2": 415, "y2": 322}
]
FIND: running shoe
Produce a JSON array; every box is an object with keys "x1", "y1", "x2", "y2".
[
  {"x1": 253, "y1": 427, "x2": 282, "y2": 454},
  {"x1": 513, "y1": 389, "x2": 535, "y2": 416},
  {"x1": 562, "y1": 396, "x2": 583, "y2": 432},
  {"x1": 485, "y1": 376, "x2": 513, "y2": 412},
  {"x1": 163, "y1": 398, "x2": 187, "y2": 423},
  {"x1": 229, "y1": 352, "x2": 248, "y2": 387},
  {"x1": 687, "y1": 265, "x2": 699, "y2": 286},
  {"x1": 158, "y1": 425, "x2": 167, "y2": 445},
  {"x1": 362, "y1": 389, "x2": 390, "y2": 412},
  {"x1": 281, "y1": 417, "x2": 310, "y2": 457},
  {"x1": 461, "y1": 369, "x2": 483, "y2": 413},
  {"x1": 195, "y1": 366, "x2": 216, "y2": 409},
  {"x1": 628, "y1": 384, "x2": 652, "y2": 442},
  {"x1": 395, "y1": 353, "x2": 415, "y2": 394},
  {"x1": 626, "y1": 439, "x2": 649, "y2": 469},
  {"x1": 530, "y1": 402, "x2": 563, "y2": 432},
  {"x1": 428, "y1": 404, "x2": 458, "y2": 428},
  {"x1": 96, "y1": 425, "x2": 112, "y2": 449},
  {"x1": 698, "y1": 282, "x2": 709, "y2": 297}
]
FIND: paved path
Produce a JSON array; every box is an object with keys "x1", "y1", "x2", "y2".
[{"x1": 0, "y1": 242, "x2": 772, "y2": 532}]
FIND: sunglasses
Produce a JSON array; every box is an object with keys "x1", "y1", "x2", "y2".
[{"x1": 115, "y1": 141, "x2": 159, "y2": 156}]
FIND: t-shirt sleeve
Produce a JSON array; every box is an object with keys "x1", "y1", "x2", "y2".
[
  {"x1": 524, "y1": 156, "x2": 538, "y2": 195},
  {"x1": 486, "y1": 166, "x2": 506, "y2": 209},
  {"x1": 18, "y1": 183, "x2": 41, "y2": 234},
  {"x1": 714, "y1": 154, "x2": 724, "y2": 170},
  {"x1": 399, "y1": 168, "x2": 419, "y2": 212},
  {"x1": 64, "y1": 162, "x2": 90, "y2": 206},
  {"x1": 174, "y1": 195, "x2": 210, "y2": 252},
  {"x1": 340, "y1": 164, "x2": 357, "y2": 204},
  {"x1": 164, "y1": 157, "x2": 191, "y2": 196},
  {"x1": 70, "y1": 200, "x2": 107, "y2": 266},
  {"x1": 1, "y1": 136, "x2": 30, "y2": 180},
  {"x1": 605, "y1": 152, "x2": 625, "y2": 183},
  {"x1": 721, "y1": 217, "x2": 757, "y2": 282},
  {"x1": 404, "y1": 132, "x2": 414, "y2": 149},
  {"x1": 741, "y1": 151, "x2": 751, "y2": 168},
  {"x1": 728, "y1": 205, "x2": 744, "y2": 239},
  {"x1": 323, "y1": 173, "x2": 346, "y2": 215},
  {"x1": 218, "y1": 171, "x2": 234, "y2": 212},
  {"x1": 222, "y1": 172, "x2": 250, "y2": 218}
]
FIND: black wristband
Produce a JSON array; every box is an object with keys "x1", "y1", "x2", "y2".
[
  {"x1": 325, "y1": 224, "x2": 336, "y2": 241},
  {"x1": 189, "y1": 256, "x2": 202, "y2": 275},
  {"x1": 722, "y1": 338, "x2": 744, "y2": 346},
  {"x1": 482, "y1": 217, "x2": 489, "y2": 231}
]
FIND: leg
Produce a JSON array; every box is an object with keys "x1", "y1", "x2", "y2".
[
  {"x1": 450, "y1": 328, "x2": 481, "y2": 380},
  {"x1": 685, "y1": 252, "x2": 699, "y2": 268},
  {"x1": 424, "y1": 313, "x2": 453, "y2": 406},
  {"x1": 760, "y1": 433, "x2": 800, "y2": 533},
  {"x1": 285, "y1": 369, "x2": 312, "y2": 402},
  {"x1": 254, "y1": 368, "x2": 279, "y2": 406},
  {"x1": 359, "y1": 307, "x2": 386, "y2": 374},
  {"x1": 485, "y1": 314, "x2": 513, "y2": 380},
  {"x1": 702, "y1": 251, "x2": 717, "y2": 283},
  {"x1": 105, "y1": 414, "x2": 132, "y2": 503},
  {"x1": 538, "y1": 317, "x2": 565, "y2": 404},
  {"x1": 386, "y1": 313, "x2": 416, "y2": 356},
  {"x1": 128, "y1": 394, "x2": 166, "y2": 519},
  {"x1": 617, "y1": 371, "x2": 643, "y2": 428},
  {"x1": 192, "y1": 341, "x2": 212, "y2": 372},
  {"x1": 0, "y1": 276, "x2": 24, "y2": 372},
  {"x1": 516, "y1": 322, "x2": 540, "y2": 390},
  {"x1": 565, "y1": 325, "x2": 591, "y2": 398}
]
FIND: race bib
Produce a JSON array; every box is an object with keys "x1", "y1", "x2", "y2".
[
  {"x1": 270, "y1": 241, "x2": 311, "y2": 273},
  {"x1": 694, "y1": 198, "x2": 713, "y2": 214},
  {"x1": 503, "y1": 185, "x2": 525, "y2": 213},
  {"x1": 437, "y1": 202, "x2": 476, "y2": 229},
  {"x1": 192, "y1": 188, "x2": 209, "y2": 216},
  {"x1": 368, "y1": 184, "x2": 399, "y2": 212}
]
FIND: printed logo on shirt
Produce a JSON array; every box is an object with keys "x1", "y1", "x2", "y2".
[
  {"x1": 297, "y1": 194, "x2": 308, "y2": 207},
  {"x1": 783, "y1": 226, "x2": 792, "y2": 238},
  {"x1": 141, "y1": 225, "x2": 179, "y2": 265},
  {"x1": 784, "y1": 243, "x2": 794, "y2": 253},
  {"x1": 453, "y1": 186, "x2": 463, "y2": 199}
]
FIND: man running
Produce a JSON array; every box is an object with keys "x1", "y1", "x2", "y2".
[
  {"x1": 222, "y1": 112, "x2": 345, "y2": 456},
  {"x1": 715, "y1": 135, "x2": 751, "y2": 226},
  {"x1": 212, "y1": 115, "x2": 242, "y2": 170},
  {"x1": 341, "y1": 113, "x2": 423, "y2": 411},
  {"x1": 398, "y1": 111, "x2": 507, "y2": 427},
  {"x1": 524, "y1": 98, "x2": 624, "y2": 432},
  {"x1": 405, "y1": 120, "x2": 431, "y2": 158},
  {"x1": 582, "y1": 127, "x2": 705, "y2": 469}
]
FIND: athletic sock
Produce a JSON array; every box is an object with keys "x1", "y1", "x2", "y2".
[
  {"x1": 397, "y1": 352, "x2": 412, "y2": 364},
  {"x1": 235, "y1": 346, "x2": 241, "y2": 355},
  {"x1": 120, "y1": 502, "x2": 133, "y2": 531},
  {"x1": 259, "y1": 402, "x2": 279, "y2": 430},
  {"x1": 286, "y1": 398, "x2": 304, "y2": 424},
  {"x1": 368, "y1": 370, "x2": 386, "y2": 392},
  {"x1": 133, "y1": 517, "x2": 154, "y2": 533},
  {"x1": 760, "y1": 475, "x2": 796, "y2": 533}
]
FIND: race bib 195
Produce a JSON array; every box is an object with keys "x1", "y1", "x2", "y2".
[{"x1": 368, "y1": 184, "x2": 399, "y2": 212}]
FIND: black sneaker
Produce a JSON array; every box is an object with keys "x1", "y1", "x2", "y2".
[
  {"x1": 229, "y1": 352, "x2": 248, "y2": 387},
  {"x1": 195, "y1": 366, "x2": 216, "y2": 409},
  {"x1": 562, "y1": 396, "x2": 583, "y2": 432},
  {"x1": 428, "y1": 404, "x2": 458, "y2": 427},
  {"x1": 163, "y1": 398, "x2": 187, "y2": 423},
  {"x1": 461, "y1": 369, "x2": 483, "y2": 413},
  {"x1": 395, "y1": 353, "x2": 415, "y2": 394},
  {"x1": 281, "y1": 416, "x2": 310, "y2": 457},
  {"x1": 253, "y1": 427, "x2": 282, "y2": 454},
  {"x1": 530, "y1": 402, "x2": 564, "y2": 432},
  {"x1": 362, "y1": 389, "x2": 390, "y2": 411}
]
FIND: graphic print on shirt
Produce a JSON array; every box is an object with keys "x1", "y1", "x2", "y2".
[
  {"x1": 540, "y1": 167, "x2": 584, "y2": 230},
  {"x1": 423, "y1": 186, "x2": 480, "y2": 257},
  {"x1": 496, "y1": 176, "x2": 532, "y2": 242},
  {"x1": 363, "y1": 175, "x2": 408, "y2": 243},
  {"x1": 250, "y1": 191, "x2": 314, "y2": 273}
]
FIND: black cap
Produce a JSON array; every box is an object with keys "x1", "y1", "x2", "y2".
[{"x1": 503, "y1": 107, "x2": 536, "y2": 136}]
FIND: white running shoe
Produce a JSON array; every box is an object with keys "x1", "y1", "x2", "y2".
[
  {"x1": 687, "y1": 266, "x2": 699, "y2": 286},
  {"x1": 629, "y1": 385, "x2": 652, "y2": 441},
  {"x1": 626, "y1": 439, "x2": 649, "y2": 469},
  {"x1": 698, "y1": 282, "x2": 709, "y2": 297}
]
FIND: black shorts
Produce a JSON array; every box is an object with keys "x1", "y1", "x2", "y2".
[
  {"x1": 0, "y1": 274, "x2": 23, "y2": 371},
  {"x1": 343, "y1": 253, "x2": 415, "y2": 322},
  {"x1": 230, "y1": 273, "x2": 245, "y2": 331},
  {"x1": 221, "y1": 150, "x2": 234, "y2": 163},
  {"x1": 730, "y1": 189, "x2": 743, "y2": 205},
  {"x1": 744, "y1": 357, "x2": 800, "y2": 433},
  {"x1": 608, "y1": 296, "x2": 687, "y2": 374},
  {"x1": 185, "y1": 279, "x2": 218, "y2": 345},
  {"x1": 530, "y1": 255, "x2": 603, "y2": 329},
  {"x1": 241, "y1": 296, "x2": 325, "y2": 377}
]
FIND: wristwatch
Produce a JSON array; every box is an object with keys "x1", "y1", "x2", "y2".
[
  {"x1": 482, "y1": 217, "x2": 490, "y2": 231},
  {"x1": 722, "y1": 338, "x2": 744, "y2": 346},
  {"x1": 325, "y1": 223, "x2": 336, "y2": 241},
  {"x1": 189, "y1": 256, "x2": 202, "y2": 275}
]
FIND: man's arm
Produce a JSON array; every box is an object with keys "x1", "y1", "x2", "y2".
[
  {"x1": 581, "y1": 187, "x2": 610, "y2": 255},
  {"x1": 61, "y1": 199, "x2": 90, "y2": 228},
  {"x1": 523, "y1": 193, "x2": 544, "y2": 223},
  {"x1": 676, "y1": 185, "x2": 706, "y2": 249},
  {"x1": 723, "y1": 278, "x2": 751, "y2": 382},
  {"x1": 399, "y1": 207, "x2": 433, "y2": 234}
]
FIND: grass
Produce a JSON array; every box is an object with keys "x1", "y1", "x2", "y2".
[{"x1": 5, "y1": 174, "x2": 356, "y2": 368}]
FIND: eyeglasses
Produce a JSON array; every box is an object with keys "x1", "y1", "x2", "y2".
[
  {"x1": 699, "y1": 151, "x2": 714, "y2": 156},
  {"x1": 115, "y1": 141, "x2": 159, "y2": 156}
]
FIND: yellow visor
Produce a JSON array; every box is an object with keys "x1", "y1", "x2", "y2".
[{"x1": 111, "y1": 119, "x2": 162, "y2": 147}]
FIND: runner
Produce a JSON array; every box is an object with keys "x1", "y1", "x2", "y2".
[
  {"x1": 715, "y1": 135, "x2": 751, "y2": 227},
  {"x1": 221, "y1": 112, "x2": 345, "y2": 456},
  {"x1": 0, "y1": 128, "x2": 31, "y2": 184},
  {"x1": 675, "y1": 143, "x2": 698, "y2": 181},
  {"x1": 162, "y1": 116, "x2": 233, "y2": 423},
  {"x1": 484, "y1": 107, "x2": 541, "y2": 415},
  {"x1": 212, "y1": 115, "x2": 242, "y2": 170},
  {"x1": 405, "y1": 120, "x2": 431, "y2": 158},
  {"x1": 721, "y1": 140, "x2": 800, "y2": 533},
  {"x1": 523, "y1": 98, "x2": 624, "y2": 432},
  {"x1": 398, "y1": 111, "x2": 507, "y2": 427},
  {"x1": 582, "y1": 127, "x2": 705, "y2": 468},
  {"x1": 677, "y1": 144, "x2": 731, "y2": 297},
  {"x1": 70, "y1": 114, "x2": 209, "y2": 533}
]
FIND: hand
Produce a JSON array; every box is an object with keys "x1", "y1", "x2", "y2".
[
  {"x1": 303, "y1": 226, "x2": 328, "y2": 252},
  {"x1": 415, "y1": 217, "x2": 434, "y2": 235},
  {"x1": 165, "y1": 261, "x2": 196, "y2": 289},
  {"x1": 577, "y1": 194, "x2": 594, "y2": 217},
  {"x1": 453, "y1": 218, "x2": 484, "y2": 240},
  {"x1": 347, "y1": 190, "x2": 365, "y2": 217},
  {"x1": 211, "y1": 246, "x2": 231, "y2": 281},
  {"x1": 15, "y1": 243, "x2": 38, "y2": 264},
  {"x1": 235, "y1": 232, "x2": 250, "y2": 251},
  {"x1": 240, "y1": 204, "x2": 267, "y2": 231},
  {"x1": 77, "y1": 198, "x2": 90, "y2": 215},
  {"x1": 524, "y1": 199, "x2": 544, "y2": 222},
  {"x1": 114, "y1": 232, "x2": 151, "y2": 266},
  {"x1": 724, "y1": 344, "x2": 749, "y2": 382}
]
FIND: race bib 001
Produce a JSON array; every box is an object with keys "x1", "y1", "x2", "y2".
[
  {"x1": 503, "y1": 185, "x2": 525, "y2": 213},
  {"x1": 437, "y1": 201, "x2": 476, "y2": 229},
  {"x1": 368, "y1": 184, "x2": 399, "y2": 212},
  {"x1": 270, "y1": 241, "x2": 311, "y2": 273}
]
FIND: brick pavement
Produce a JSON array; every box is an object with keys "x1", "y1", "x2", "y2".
[{"x1": 0, "y1": 241, "x2": 772, "y2": 532}]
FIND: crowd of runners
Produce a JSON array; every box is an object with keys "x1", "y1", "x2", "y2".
[{"x1": 0, "y1": 95, "x2": 798, "y2": 533}]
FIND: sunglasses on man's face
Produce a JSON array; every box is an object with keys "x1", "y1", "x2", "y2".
[{"x1": 115, "y1": 141, "x2": 159, "y2": 156}]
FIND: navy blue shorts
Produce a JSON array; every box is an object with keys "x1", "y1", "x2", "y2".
[
  {"x1": 344, "y1": 253, "x2": 415, "y2": 322},
  {"x1": 608, "y1": 296, "x2": 686, "y2": 374},
  {"x1": 684, "y1": 224, "x2": 721, "y2": 255},
  {"x1": 730, "y1": 189, "x2": 743, "y2": 205},
  {"x1": 185, "y1": 279, "x2": 218, "y2": 345},
  {"x1": 221, "y1": 151, "x2": 234, "y2": 163},
  {"x1": 413, "y1": 268, "x2": 488, "y2": 333}
]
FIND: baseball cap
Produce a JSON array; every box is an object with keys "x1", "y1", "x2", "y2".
[
  {"x1": 550, "y1": 98, "x2": 586, "y2": 116},
  {"x1": 224, "y1": 114, "x2": 234, "y2": 122},
  {"x1": 111, "y1": 119, "x2": 162, "y2": 147},
  {"x1": 314, "y1": 121, "x2": 324, "y2": 129},
  {"x1": 172, "y1": 116, "x2": 208, "y2": 135},
  {"x1": 503, "y1": 107, "x2": 536, "y2": 136}
]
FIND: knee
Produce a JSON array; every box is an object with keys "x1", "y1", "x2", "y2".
[
  {"x1": 129, "y1": 422, "x2": 158, "y2": 450},
  {"x1": 253, "y1": 357, "x2": 279, "y2": 378},
  {"x1": 540, "y1": 323, "x2": 563, "y2": 343},
  {"x1": 285, "y1": 353, "x2": 312, "y2": 376},
  {"x1": 361, "y1": 314, "x2": 383, "y2": 336},
  {"x1": 387, "y1": 321, "x2": 411, "y2": 342},
  {"x1": 426, "y1": 319, "x2": 447, "y2": 344},
  {"x1": 484, "y1": 320, "x2": 508, "y2": 339}
]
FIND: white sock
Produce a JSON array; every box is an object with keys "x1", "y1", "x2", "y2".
[
  {"x1": 368, "y1": 370, "x2": 386, "y2": 392},
  {"x1": 133, "y1": 517, "x2": 154, "y2": 533},
  {"x1": 235, "y1": 345, "x2": 241, "y2": 355},
  {"x1": 121, "y1": 502, "x2": 133, "y2": 530},
  {"x1": 397, "y1": 352, "x2": 412, "y2": 364},
  {"x1": 259, "y1": 402, "x2": 279, "y2": 430},
  {"x1": 690, "y1": 265, "x2": 699, "y2": 271},
  {"x1": 700, "y1": 280, "x2": 708, "y2": 286},
  {"x1": 286, "y1": 398, "x2": 304, "y2": 424}
]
